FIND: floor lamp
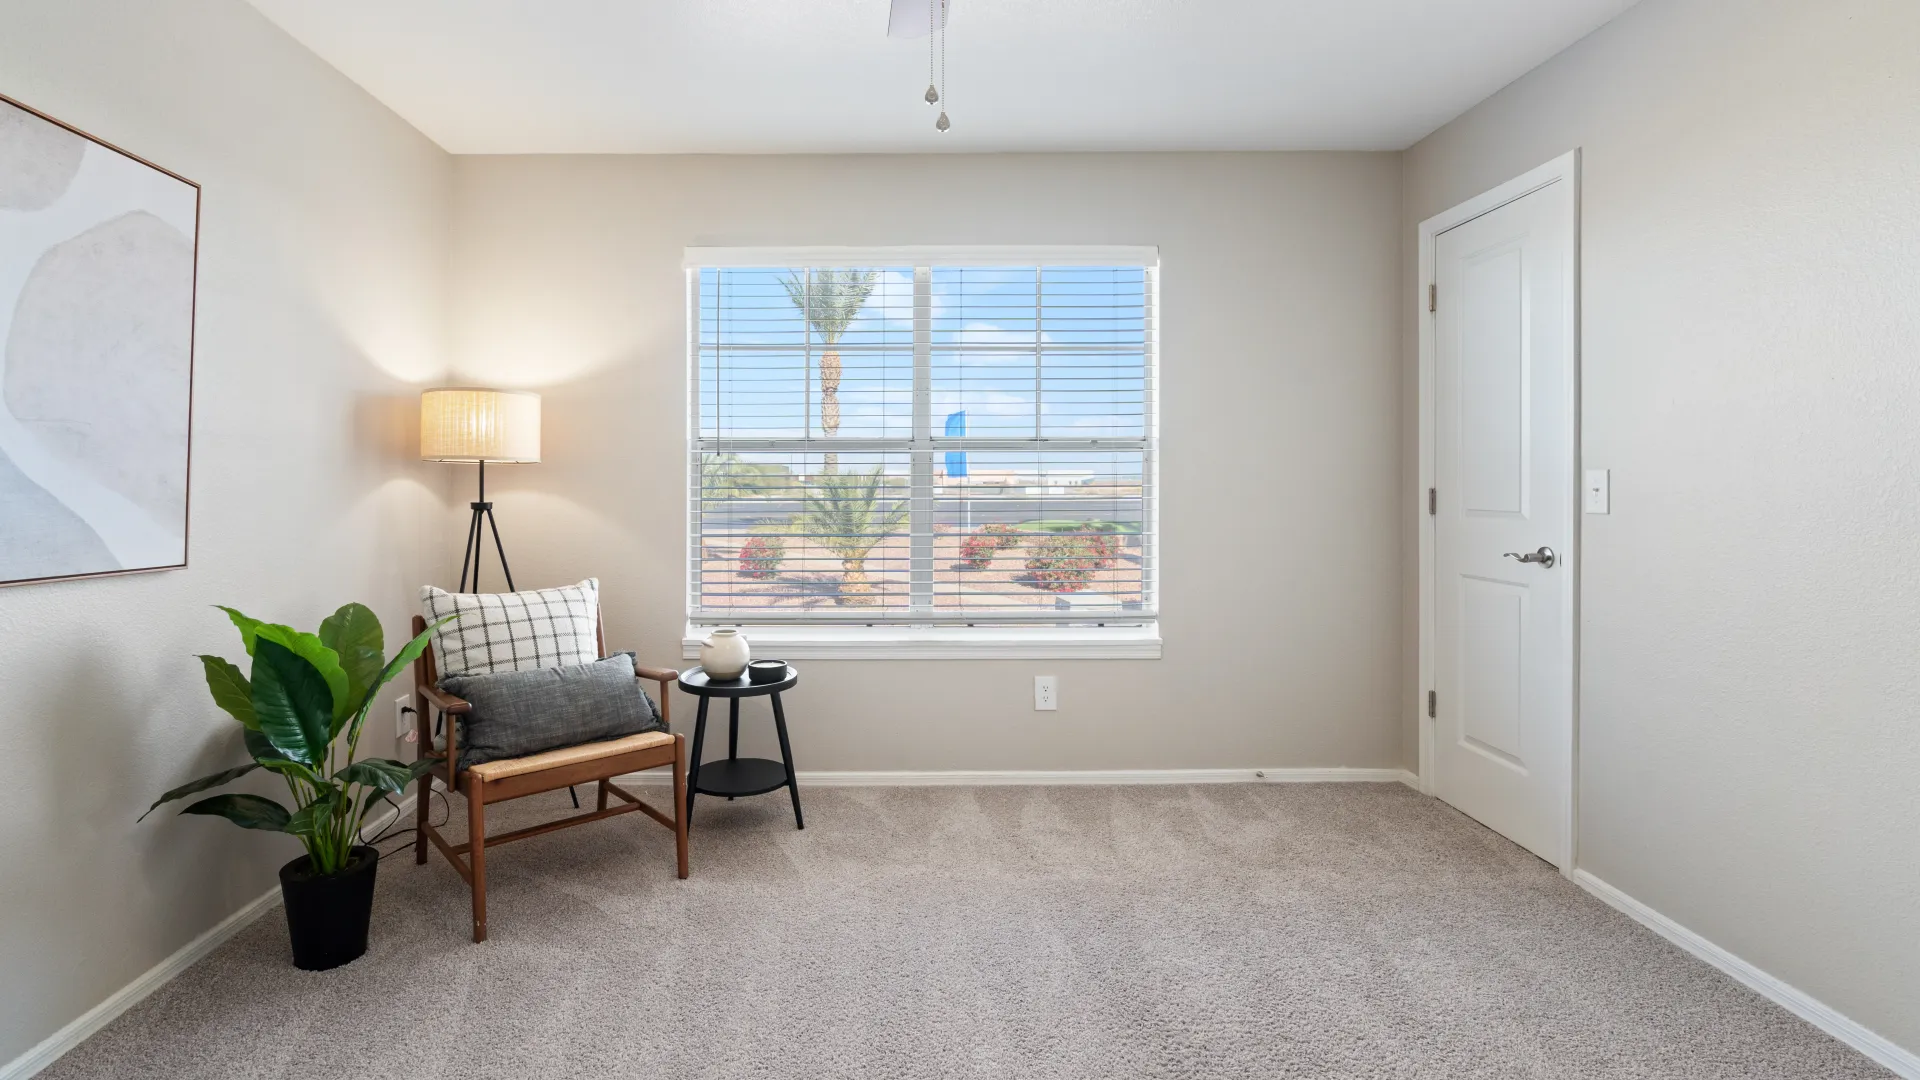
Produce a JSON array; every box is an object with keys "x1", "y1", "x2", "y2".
[{"x1": 420, "y1": 388, "x2": 541, "y2": 593}]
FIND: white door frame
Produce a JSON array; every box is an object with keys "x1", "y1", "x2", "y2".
[{"x1": 1417, "y1": 149, "x2": 1582, "y2": 875}]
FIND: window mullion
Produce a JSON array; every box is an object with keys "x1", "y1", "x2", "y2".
[
  {"x1": 803, "y1": 269, "x2": 813, "y2": 441},
  {"x1": 687, "y1": 269, "x2": 703, "y2": 617},
  {"x1": 1034, "y1": 265, "x2": 1044, "y2": 439},
  {"x1": 1143, "y1": 264, "x2": 1160, "y2": 616},
  {"x1": 910, "y1": 266, "x2": 934, "y2": 615}
]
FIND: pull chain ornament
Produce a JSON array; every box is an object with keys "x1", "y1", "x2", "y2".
[{"x1": 929, "y1": 0, "x2": 949, "y2": 131}]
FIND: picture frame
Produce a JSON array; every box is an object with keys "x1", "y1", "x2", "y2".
[{"x1": 0, "y1": 92, "x2": 200, "y2": 588}]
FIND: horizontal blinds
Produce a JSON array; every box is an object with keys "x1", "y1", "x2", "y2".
[{"x1": 690, "y1": 261, "x2": 1156, "y2": 626}]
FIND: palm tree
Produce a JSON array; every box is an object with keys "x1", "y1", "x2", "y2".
[
  {"x1": 793, "y1": 467, "x2": 907, "y2": 606},
  {"x1": 781, "y1": 269, "x2": 877, "y2": 473},
  {"x1": 700, "y1": 453, "x2": 789, "y2": 500}
]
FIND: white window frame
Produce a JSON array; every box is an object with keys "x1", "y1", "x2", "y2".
[{"x1": 682, "y1": 245, "x2": 1161, "y2": 660}]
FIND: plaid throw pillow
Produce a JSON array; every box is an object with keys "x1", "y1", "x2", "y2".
[{"x1": 420, "y1": 578, "x2": 600, "y2": 679}]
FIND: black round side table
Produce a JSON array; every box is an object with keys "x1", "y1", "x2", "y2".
[{"x1": 676, "y1": 665, "x2": 803, "y2": 829}]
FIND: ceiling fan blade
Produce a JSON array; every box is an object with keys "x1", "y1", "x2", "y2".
[{"x1": 887, "y1": 0, "x2": 947, "y2": 40}]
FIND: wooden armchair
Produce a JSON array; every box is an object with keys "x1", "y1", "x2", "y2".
[{"x1": 410, "y1": 613, "x2": 688, "y2": 942}]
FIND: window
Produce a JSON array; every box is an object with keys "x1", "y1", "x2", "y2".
[{"x1": 686, "y1": 248, "x2": 1157, "y2": 655}]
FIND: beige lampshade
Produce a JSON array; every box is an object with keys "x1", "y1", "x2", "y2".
[{"x1": 420, "y1": 388, "x2": 542, "y2": 463}]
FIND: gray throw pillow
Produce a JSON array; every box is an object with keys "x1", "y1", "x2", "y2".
[{"x1": 440, "y1": 652, "x2": 661, "y2": 769}]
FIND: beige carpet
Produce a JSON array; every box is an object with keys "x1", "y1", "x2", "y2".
[{"x1": 43, "y1": 783, "x2": 1885, "y2": 1078}]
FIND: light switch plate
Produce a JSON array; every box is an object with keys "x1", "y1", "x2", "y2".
[{"x1": 1584, "y1": 469, "x2": 1610, "y2": 514}]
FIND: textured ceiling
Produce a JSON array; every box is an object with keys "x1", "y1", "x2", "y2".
[{"x1": 243, "y1": 0, "x2": 1641, "y2": 154}]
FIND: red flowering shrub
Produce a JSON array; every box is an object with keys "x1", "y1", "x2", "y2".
[
  {"x1": 980, "y1": 523, "x2": 1021, "y2": 550},
  {"x1": 1023, "y1": 534, "x2": 1101, "y2": 593},
  {"x1": 1086, "y1": 531, "x2": 1121, "y2": 570},
  {"x1": 738, "y1": 534, "x2": 785, "y2": 579},
  {"x1": 959, "y1": 532, "x2": 998, "y2": 569}
]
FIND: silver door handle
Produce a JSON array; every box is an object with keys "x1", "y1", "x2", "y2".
[{"x1": 1503, "y1": 546, "x2": 1556, "y2": 568}]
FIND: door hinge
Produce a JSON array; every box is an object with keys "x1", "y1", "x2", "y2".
[
  {"x1": 1427, "y1": 690, "x2": 1437, "y2": 719},
  {"x1": 1428, "y1": 487, "x2": 1436, "y2": 515},
  {"x1": 1428, "y1": 283, "x2": 1437, "y2": 313}
]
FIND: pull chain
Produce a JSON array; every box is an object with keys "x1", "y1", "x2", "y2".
[
  {"x1": 934, "y1": 0, "x2": 950, "y2": 132},
  {"x1": 925, "y1": 0, "x2": 939, "y2": 105}
]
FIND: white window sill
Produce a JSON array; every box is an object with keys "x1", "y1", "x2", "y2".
[{"x1": 681, "y1": 623, "x2": 1161, "y2": 660}]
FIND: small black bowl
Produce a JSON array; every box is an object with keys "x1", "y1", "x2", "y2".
[{"x1": 747, "y1": 659, "x2": 788, "y2": 684}]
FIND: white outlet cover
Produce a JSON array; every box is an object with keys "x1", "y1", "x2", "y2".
[
  {"x1": 395, "y1": 694, "x2": 414, "y2": 739},
  {"x1": 1034, "y1": 675, "x2": 1058, "y2": 711}
]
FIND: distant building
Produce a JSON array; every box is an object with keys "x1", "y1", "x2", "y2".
[{"x1": 939, "y1": 469, "x2": 1096, "y2": 491}]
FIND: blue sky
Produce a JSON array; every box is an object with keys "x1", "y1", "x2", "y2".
[{"x1": 697, "y1": 266, "x2": 1149, "y2": 446}]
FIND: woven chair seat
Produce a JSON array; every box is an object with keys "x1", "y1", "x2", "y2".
[{"x1": 464, "y1": 729, "x2": 674, "y2": 781}]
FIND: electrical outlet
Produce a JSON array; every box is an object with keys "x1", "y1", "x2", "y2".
[
  {"x1": 1034, "y1": 675, "x2": 1058, "y2": 711},
  {"x1": 394, "y1": 695, "x2": 415, "y2": 740}
]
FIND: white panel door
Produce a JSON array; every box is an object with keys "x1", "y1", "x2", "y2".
[{"x1": 1433, "y1": 178, "x2": 1574, "y2": 866}]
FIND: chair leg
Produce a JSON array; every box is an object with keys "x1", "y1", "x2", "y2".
[
  {"x1": 673, "y1": 732, "x2": 690, "y2": 879},
  {"x1": 414, "y1": 771, "x2": 431, "y2": 865},
  {"x1": 596, "y1": 778, "x2": 610, "y2": 812},
  {"x1": 468, "y1": 777, "x2": 488, "y2": 943}
]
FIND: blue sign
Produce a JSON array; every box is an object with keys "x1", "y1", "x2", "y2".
[{"x1": 944, "y1": 410, "x2": 967, "y2": 478}]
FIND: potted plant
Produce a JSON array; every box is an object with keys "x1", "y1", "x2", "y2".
[{"x1": 142, "y1": 603, "x2": 451, "y2": 970}]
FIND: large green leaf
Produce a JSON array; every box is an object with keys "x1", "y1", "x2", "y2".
[
  {"x1": 216, "y1": 606, "x2": 285, "y2": 657},
  {"x1": 282, "y1": 788, "x2": 341, "y2": 840},
  {"x1": 319, "y1": 603, "x2": 384, "y2": 735},
  {"x1": 181, "y1": 793, "x2": 290, "y2": 832},
  {"x1": 254, "y1": 625, "x2": 349, "y2": 728},
  {"x1": 242, "y1": 714, "x2": 324, "y2": 788},
  {"x1": 257, "y1": 758, "x2": 322, "y2": 787},
  {"x1": 346, "y1": 617, "x2": 456, "y2": 749},
  {"x1": 199, "y1": 655, "x2": 257, "y2": 730},
  {"x1": 252, "y1": 638, "x2": 335, "y2": 766},
  {"x1": 219, "y1": 606, "x2": 350, "y2": 722},
  {"x1": 139, "y1": 763, "x2": 259, "y2": 822},
  {"x1": 242, "y1": 727, "x2": 276, "y2": 762},
  {"x1": 336, "y1": 759, "x2": 413, "y2": 797}
]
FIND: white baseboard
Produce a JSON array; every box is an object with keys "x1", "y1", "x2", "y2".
[
  {"x1": 0, "y1": 803, "x2": 413, "y2": 1080},
  {"x1": 1574, "y1": 870, "x2": 1918, "y2": 1078},
  {"x1": 0, "y1": 887, "x2": 281, "y2": 1080},
  {"x1": 616, "y1": 767, "x2": 1419, "y2": 788}
]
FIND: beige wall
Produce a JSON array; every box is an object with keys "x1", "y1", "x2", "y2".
[
  {"x1": 0, "y1": 0, "x2": 453, "y2": 1064},
  {"x1": 1402, "y1": 0, "x2": 1920, "y2": 1053},
  {"x1": 21, "y1": 0, "x2": 1916, "y2": 1063},
  {"x1": 447, "y1": 153, "x2": 1404, "y2": 773}
]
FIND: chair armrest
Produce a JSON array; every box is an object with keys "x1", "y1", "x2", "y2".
[
  {"x1": 632, "y1": 664, "x2": 678, "y2": 727},
  {"x1": 418, "y1": 683, "x2": 471, "y2": 715},
  {"x1": 415, "y1": 684, "x2": 468, "y2": 783}
]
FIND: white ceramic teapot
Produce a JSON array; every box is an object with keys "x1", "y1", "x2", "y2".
[{"x1": 699, "y1": 628, "x2": 750, "y2": 680}]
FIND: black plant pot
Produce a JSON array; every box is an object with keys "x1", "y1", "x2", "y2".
[{"x1": 278, "y1": 845, "x2": 378, "y2": 971}]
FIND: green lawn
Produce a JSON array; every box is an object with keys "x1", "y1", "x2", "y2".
[{"x1": 1017, "y1": 519, "x2": 1142, "y2": 535}]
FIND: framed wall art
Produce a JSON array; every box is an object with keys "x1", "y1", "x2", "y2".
[{"x1": 0, "y1": 93, "x2": 198, "y2": 587}]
